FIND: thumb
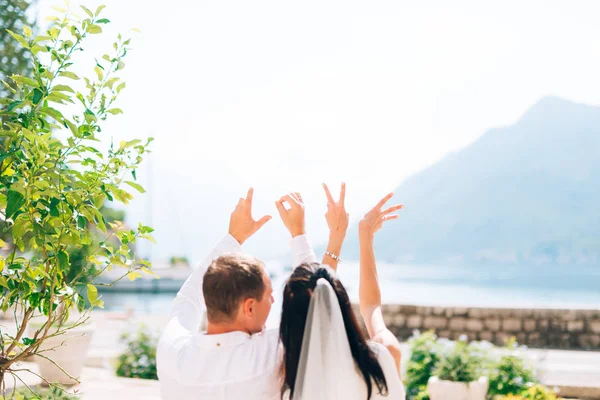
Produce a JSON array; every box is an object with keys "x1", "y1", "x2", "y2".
[
  {"x1": 255, "y1": 215, "x2": 272, "y2": 230},
  {"x1": 275, "y1": 200, "x2": 287, "y2": 219}
]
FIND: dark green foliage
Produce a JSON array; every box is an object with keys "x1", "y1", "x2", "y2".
[
  {"x1": 487, "y1": 340, "x2": 536, "y2": 399},
  {"x1": 405, "y1": 331, "x2": 440, "y2": 400},
  {"x1": 433, "y1": 340, "x2": 483, "y2": 383},
  {"x1": 0, "y1": 4, "x2": 154, "y2": 386},
  {"x1": 115, "y1": 326, "x2": 158, "y2": 380}
]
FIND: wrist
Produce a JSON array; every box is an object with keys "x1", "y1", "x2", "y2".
[
  {"x1": 359, "y1": 229, "x2": 374, "y2": 242},
  {"x1": 290, "y1": 226, "x2": 306, "y2": 238},
  {"x1": 228, "y1": 230, "x2": 246, "y2": 245}
]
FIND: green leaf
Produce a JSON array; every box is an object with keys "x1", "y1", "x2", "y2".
[
  {"x1": 33, "y1": 35, "x2": 53, "y2": 44},
  {"x1": 23, "y1": 26, "x2": 33, "y2": 38},
  {"x1": 22, "y1": 337, "x2": 36, "y2": 346},
  {"x1": 2, "y1": 80, "x2": 17, "y2": 95},
  {"x1": 0, "y1": 276, "x2": 7, "y2": 288},
  {"x1": 40, "y1": 107, "x2": 64, "y2": 122},
  {"x1": 87, "y1": 24, "x2": 103, "y2": 34},
  {"x1": 10, "y1": 75, "x2": 37, "y2": 87},
  {"x1": 0, "y1": 239, "x2": 5, "y2": 248},
  {"x1": 59, "y1": 71, "x2": 80, "y2": 80},
  {"x1": 57, "y1": 250, "x2": 70, "y2": 270},
  {"x1": 87, "y1": 284, "x2": 100, "y2": 306},
  {"x1": 80, "y1": 5, "x2": 94, "y2": 17},
  {"x1": 6, "y1": 30, "x2": 29, "y2": 48},
  {"x1": 77, "y1": 215, "x2": 87, "y2": 229},
  {"x1": 53, "y1": 84, "x2": 75, "y2": 93},
  {"x1": 96, "y1": 18, "x2": 111, "y2": 24},
  {"x1": 7, "y1": 101, "x2": 22, "y2": 112},
  {"x1": 94, "y1": 65, "x2": 104, "y2": 81},
  {"x1": 116, "y1": 82, "x2": 126, "y2": 93},
  {"x1": 140, "y1": 234, "x2": 157, "y2": 244},
  {"x1": 127, "y1": 271, "x2": 142, "y2": 281},
  {"x1": 124, "y1": 181, "x2": 145, "y2": 193},
  {"x1": 32, "y1": 88, "x2": 44, "y2": 104},
  {"x1": 6, "y1": 190, "x2": 26, "y2": 219},
  {"x1": 107, "y1": 108, "x2": 123, "y2": 115},
  {"x1": 95, "y1": 5, "x2": 107, "y2": 15}
]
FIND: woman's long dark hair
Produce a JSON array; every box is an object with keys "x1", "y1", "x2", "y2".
[{"x1": 279, "y1": 263, "x2": 388, "y2": 399}]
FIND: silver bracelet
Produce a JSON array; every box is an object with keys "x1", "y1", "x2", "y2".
[{"x1": 325, "y1": 251, "x2": 342, "y2": 263}]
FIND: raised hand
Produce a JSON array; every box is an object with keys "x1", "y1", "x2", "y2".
[
  {"x1": 323, "y1": 182, "x2": 349, "y2": 240},
  {"x1": 228, "y1": 188, "x2": 272, "y2": 245},
  {"x1": 322, "y1": 182, "x2": 349, "y2": 270},
  {"x1": 275, "y1": 192, "x2": 306, "y2": 238},
  {"x1": 359, "y1": 193, "x2": 403, "y2": 239}
]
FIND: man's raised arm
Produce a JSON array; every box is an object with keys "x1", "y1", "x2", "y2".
[
  {"x1": 157, "y1": 188, "x2": 271, "y2": 379},
  {"x1": 275, "y1": 192, "x2": 317, "y2": 266}
]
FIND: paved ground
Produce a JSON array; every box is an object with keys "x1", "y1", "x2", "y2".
[{"x1": 3, "y1": 312, "x2": 600, "y2": 399}]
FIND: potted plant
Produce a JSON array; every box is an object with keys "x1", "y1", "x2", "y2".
[
  {"x1": 427, "y1": 340, "x2": 489, "y2": 400},
  {"x1": 487, "y1": 339, "x2": 536, "y2": 399},
  {"x1": 0, "y1": 3, "x2": 155, "y2": 392}
]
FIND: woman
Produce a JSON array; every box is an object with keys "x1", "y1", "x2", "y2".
[{"x1": 278, "y1": 184, "x2": 406, "y2": 400}]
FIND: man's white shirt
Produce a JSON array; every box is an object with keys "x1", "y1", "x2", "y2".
[{"x1": 157, "y1": 234, "x2": 316, "y2": 400}]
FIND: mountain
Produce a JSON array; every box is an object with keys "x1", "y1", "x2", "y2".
[{"x1": 343, "y1": 97, "x2": 600, "y2": 265}]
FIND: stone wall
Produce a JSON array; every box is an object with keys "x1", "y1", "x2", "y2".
[{"x1": 375, "y1": 304, "x2": 600, "y2": 350}]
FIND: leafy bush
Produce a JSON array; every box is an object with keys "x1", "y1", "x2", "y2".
[
  {"x1": 434, "y1": 339, "x2": 486, "y2": 383},
  {"x1": 405, "y1": 331, "x2": 441, "y2": 400},
  {"x1": 115, "y1": 326, "x2": 158, "y2": 380},
  {"x1": 0, "y1": 3, "x2": 154, "y2": 387},
  {"x1": 487, "y1": 340, "x2": 536, "y2": 399}
]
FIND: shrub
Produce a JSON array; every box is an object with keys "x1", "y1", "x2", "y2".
[
  {"x1": 433, "y1": 339, "x2": 486, "y2": 383},
  {"x1": 115, "y1": 326, "x2": 158, "y2": 380},
  {"x1": 405, "y1": 331, "x2": 441, "y2": 400},
  {"x1": 0, "y1": 3, "x2": 155, "y2": 389},
  {"x1": 487, "y1": 342, "x2": 536, "y2": 399}
]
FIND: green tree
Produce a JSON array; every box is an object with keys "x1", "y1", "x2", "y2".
[
  {"x1": 0, "y1": 0, "x2": 37, "y2": 99},
  {"x1": 0, "y1": 4, "x2": 154, "y2": 394}
]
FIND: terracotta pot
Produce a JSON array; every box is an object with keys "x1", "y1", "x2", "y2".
[{"x1": 427, "y1": 376, "x2": 489, "y2": 400}]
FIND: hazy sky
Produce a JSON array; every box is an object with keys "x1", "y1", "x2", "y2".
[{"x1": 35, "y1": 0, "x2": 600, "y2": 262}]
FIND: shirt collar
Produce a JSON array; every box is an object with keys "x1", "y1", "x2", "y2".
[{"x1": 195, "y1": 330, "x2": 252, "y2": 348}]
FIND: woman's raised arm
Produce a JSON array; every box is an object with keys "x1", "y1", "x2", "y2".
[{"x1": 358, "y1": 193, "x2": 404, "y2": 376}]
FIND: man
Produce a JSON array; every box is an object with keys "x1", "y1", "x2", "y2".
[{"x1": 156, "y1": 188, "x2": 321, "y2": 399}]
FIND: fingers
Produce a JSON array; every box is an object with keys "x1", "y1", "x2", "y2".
[
  {"x1": 279, "y1": 194, "x2": 301, "y2": 209},
  {"x1": 294, "y1": 192, "x2": 303, "y2": 204},
  {"x1": 381, "y1": 204, "x2": 403, "y2": 216},
  {"x1": 322, "y1": 183, "x2": 335, "y2": 204},
  {"x1": 382, "y1": 214, "x2": 400, "y2": 223},
  {"x1": 375, "y1": 193, "x2": 394, "y2": 210},
  {"x1": 246, "y1": 187, "x2": 254, "y2": 205},
  {"x1": 339, "y1": 182, "x2": 346, "y2": 205}
]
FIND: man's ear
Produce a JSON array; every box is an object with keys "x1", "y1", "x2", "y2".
[{"x1": 242, "y1": 297, "x2": 256, "y2": 318}]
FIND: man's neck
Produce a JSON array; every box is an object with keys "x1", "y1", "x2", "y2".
[{"x1": 206, "y1": 321, "x2": 250, "y2": 335}]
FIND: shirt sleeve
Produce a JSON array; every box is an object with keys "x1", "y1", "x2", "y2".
[
  {"x1": 371, "y1": 342, "x2": 406, "y2": 400},
  {"x1": 290, "y1": 234, "x2": 317, "y2": 266},
  {"x1": 157, "y1": 234, "x2": 241, "y2": 380}
]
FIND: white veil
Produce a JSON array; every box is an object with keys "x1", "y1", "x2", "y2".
[{"x1": 292, "y1": 278, "x2": 365, "y2": 400}]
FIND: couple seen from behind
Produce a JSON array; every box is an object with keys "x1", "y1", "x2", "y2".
[{"x1": 157, "y1": 183, "x2": 407, "y2": 400}]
